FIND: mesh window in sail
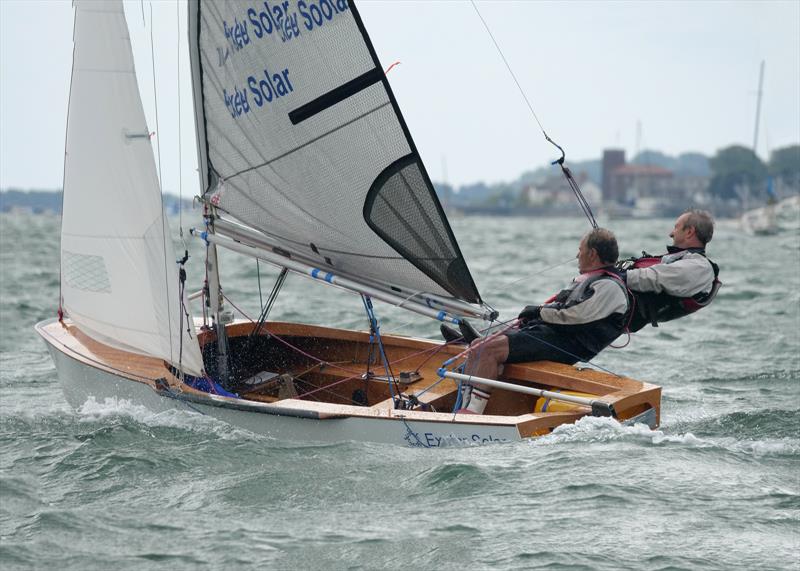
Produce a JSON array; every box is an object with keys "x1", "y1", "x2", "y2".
[
  {"x1": 62, "y1": 250, "x2": 112, "y2": 293},
  {"x1": 364, "y1": 156, "x2": 478, "y2": 303}
]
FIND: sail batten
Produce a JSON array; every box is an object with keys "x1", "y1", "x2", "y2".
[{"x1": 189, "y1": 0, "x2": 481, "y2": 304}]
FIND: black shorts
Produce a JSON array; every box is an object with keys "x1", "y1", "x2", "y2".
[{"x1": 505, "y1": 324, "x2": 581, "y2": 365}]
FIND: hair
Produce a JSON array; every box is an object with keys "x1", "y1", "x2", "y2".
[
  {"x1": 585, "y1": 227, "x2": 619, "y2": 265},
  {"x1": 682, "y1": 208, "x2": 714, "y2": 245}
]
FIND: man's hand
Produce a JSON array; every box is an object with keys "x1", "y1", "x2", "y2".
[{"x1": 518, "y1": 305, "x2": 542, "y2": 324}]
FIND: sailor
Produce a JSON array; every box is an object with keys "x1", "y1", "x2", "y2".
[
  {"x1": 621, "y1": 209, "x2": 720, "y2": 332},
  {"x1": 449, "y1": 227, "x2": 630, "y2": 415}
]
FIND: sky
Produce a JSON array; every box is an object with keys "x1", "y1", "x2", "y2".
[{"x1": 1, "y1": 0, "x2": 798, "y2": 192}]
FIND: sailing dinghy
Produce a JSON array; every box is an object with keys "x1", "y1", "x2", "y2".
[{"x1": 36, "y1": 0, "x2": 660, "y2": 447}]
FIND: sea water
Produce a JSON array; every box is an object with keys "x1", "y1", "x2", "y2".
[{"x1": 1, "y1": 212, "x2": 798, "y2": 570}]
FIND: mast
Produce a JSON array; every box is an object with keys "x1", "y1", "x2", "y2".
[
  {"x1": 752, "y1": 60, "x2": 765, "y2": 154},
  {"x1": 204, "y1": 207, "x2": 230, "y2": 383},
  {"x1": 188, "y1": 3, "x2": 229, "y2": 383}
]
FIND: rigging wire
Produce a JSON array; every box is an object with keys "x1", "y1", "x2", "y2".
[
  {"x1": 256, "y1": 259, "x2": 263, "y2": 309},
  {"x1": 250, "y1": 267, "x2": 288, "y2": 338},
  {"x1": 148, "y1": 3, "x2": 163, "y2": 190},
  {"x1": 176, "y1": 0, "x2": 185, "y2": 246},
  {"x1": 172, "y1": 4, "x2": 190, "y2": 382},
  {"x1": 485, "y1": 255, "x2": 576, "y2": 297},
  {"x1": 383, "y1": 256, "x2": 576, "y2": 338},
  {"x1": 361, "y1": 295, "x2": 402, "y2": 403},
  {"x1": 469, "y1": 0, "x2": 598, "y2": 229},
  {"x1": 144, "y1": 2, "x2": 175, "y2": 367},
  {"x1": 469, "y1": 0, "x2": 547, "y2": 135}
]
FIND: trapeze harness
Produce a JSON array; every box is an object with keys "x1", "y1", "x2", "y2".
[{"x1": 618, "y1": 248, "x2": 721, "y2": 333}]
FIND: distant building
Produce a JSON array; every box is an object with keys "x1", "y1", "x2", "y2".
[
  {"x1": 609, "y1": 164, "x2": 673, "y2": 203},
  {"x1": 602, "y1": 149, "x2": 626, "y2": 201},
  {"x1": 600, "y1": 148, "x2": 710, "y2": 213},
  {"x1": 523, "y1": 171, "x2": 601, "y2": 209}
]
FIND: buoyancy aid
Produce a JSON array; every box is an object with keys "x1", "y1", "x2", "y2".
[
  {"x1": 539, "y1": 267, "x2": 633, "y2": 357},
  {"x1": 617, "y1": 247, "x2": 721, "y2": 332}
]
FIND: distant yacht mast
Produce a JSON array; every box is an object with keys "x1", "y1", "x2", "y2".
[{"x1": 752, "y1": 60, "x2": 765, "y2": 154}]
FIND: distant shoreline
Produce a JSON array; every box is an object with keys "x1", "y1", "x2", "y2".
[
  {"x1": 0, "y1": 189, "x2": 192, "y2": 216},
  {"x1": 0, "y1": 188, "x2": 778, "y2": 219}
]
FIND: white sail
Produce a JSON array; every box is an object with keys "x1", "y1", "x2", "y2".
[{"x1": 60, "y1": 0, "x2": 205, "y2": 376}]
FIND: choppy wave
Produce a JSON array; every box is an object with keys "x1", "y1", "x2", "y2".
[
  {"x1": 676, "y1": 407, "x2": 800, "y2": 439},
  {"x1": 530, "y1": 415, "x2": 800, "y2": 458},
  {"x1": 4, "y1": 214, "x2": 800, "y2": 570},
  {"x1": 74, "y1": 396, "x2": 260, "y2": 441}
]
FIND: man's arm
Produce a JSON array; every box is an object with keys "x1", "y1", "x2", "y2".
[
  {"x1": 626, "y1": 256, "x2": 714, "y2": 297},
  {"x1": 539, "y1": 280, "x2": 628, "y2": 325}
]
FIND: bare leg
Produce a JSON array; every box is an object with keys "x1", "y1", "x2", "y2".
[{"x1": 461, "y1": 336, "x2": 510, "y2": 414}]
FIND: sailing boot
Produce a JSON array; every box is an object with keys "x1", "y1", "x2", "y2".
[
  {"x1": 458, "y1": 319, "x2": 481, "y2": 344},
  {"x1": 440, "y1": 324, "x2": 465, "y2": 344}
]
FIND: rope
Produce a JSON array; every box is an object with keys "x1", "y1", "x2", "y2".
[
  {"x1": 609, "y1": 332, "x2": 631, "y2": 349},
  {"x1": 217, "y1": 290, "x2": 477, "y2": 402},
  {"x1": 553, "y1": 153, "x2": 599, "y2": 229},
  {"x1": 361, "y1": 295, "x2": 400, "y2": 403},
  {"x1": 485, "y1": 256, "x2": 576, "y2": 298},
  {"x1": 176, "y1": 251, "x2": 191, "y2": 379},
  {"x1": 219, "y1": 292, "x2": 362, "y2": 376},
  {"x1": 293, "y1": 372, "x2": 363, "y2": 400}
]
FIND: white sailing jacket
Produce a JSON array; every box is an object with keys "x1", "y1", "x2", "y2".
[
  {"x1": 626, "y1": 250, "x2": 714, "y2": 297},
  {"x1": 540, "y1": 274, "x2": 629, "y2": 326}
]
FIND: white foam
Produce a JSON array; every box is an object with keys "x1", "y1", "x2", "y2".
[
  {"x1": 729, "y1": 438, "x2": 799, "y2": 457},
  {"x1": 530, "y1": 415, "x2": 708, "y2": 447},
  {"x1": 75, "y1": 396, "x2": 249, "y2": 439},
  {"x1": 528, "y1": 415, "x2": 799, "y2": 457}
]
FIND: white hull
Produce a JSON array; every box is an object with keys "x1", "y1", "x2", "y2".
[{"x1": 740, "y1": 195, "x2": 800, "y2": 235}]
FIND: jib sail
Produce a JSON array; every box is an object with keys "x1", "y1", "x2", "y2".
[{"x1": 60, "y1": 1, "x2": 204, "y2": 375}]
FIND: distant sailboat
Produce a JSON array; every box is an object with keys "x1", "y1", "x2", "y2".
[
  {"x1": 36, "y1": 0, "x2": 660, "y2": 446},
  {"x1": 740, "y1": 61, "x2": 781, "y2": 236}
]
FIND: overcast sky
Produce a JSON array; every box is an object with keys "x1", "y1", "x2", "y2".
[{"x1": 1, "y1": 0, "x2": 798, "y2": 191}]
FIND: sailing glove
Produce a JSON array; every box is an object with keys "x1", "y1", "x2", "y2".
[{"x1": 518, "y1": 305, "x2": 542, "y2": 324}]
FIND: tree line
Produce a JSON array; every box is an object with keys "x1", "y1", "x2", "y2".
[{"x1": 709, "y1": 144, "x2": 800, "y2": 200}]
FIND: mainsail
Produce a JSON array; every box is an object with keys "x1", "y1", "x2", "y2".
[
  {"x1": 189, "y1": 0, "x2": 481, "y2": 304},
  {"x1": 60, "y1": 1, "x2": 204, "y2": 376}
]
